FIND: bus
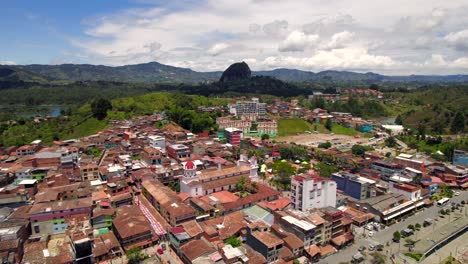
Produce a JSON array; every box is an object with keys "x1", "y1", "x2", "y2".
[{"x1": 437, "y1": 197, "x2": 450, "y2": 206}]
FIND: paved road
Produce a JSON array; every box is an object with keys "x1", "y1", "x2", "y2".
[{"x1": 318, "y1": 190, "x2": 468, "y2": 264}]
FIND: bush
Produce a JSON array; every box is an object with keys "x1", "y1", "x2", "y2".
[
  {"x1": 224, "y1": 236, "x2": 242, "y2": 247},
  {"x1": 318, "y1": 142, "x2": 332, "y2": 149},
  {"x1": 415, "y1": 223, "x2": 421, "y2": 230},
  {"x1": 404, "y1": 253, "x2": 422, "y2": 261}
]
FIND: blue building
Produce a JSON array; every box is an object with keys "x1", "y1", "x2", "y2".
[
  {"x1": 453, "y1": 149, "x2": 468, "y2": 166},
  {"x1": 332, "y1": 173, "x2": 376, "y2": 200}
]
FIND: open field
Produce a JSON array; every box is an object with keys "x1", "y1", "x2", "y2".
[
  {"x1": 277, "y1": 119, "x2": 314, "y2": 137},
  {"x1": 276, "y1": 132, "x2": 374, "y2": 148}
]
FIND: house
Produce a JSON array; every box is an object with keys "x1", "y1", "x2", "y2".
[
  {"x1": 179, "y1": 239, "x2": 218, "y2": 264},
  {"x1": 332, "y1": 172, "x2": 377, "y2": 200},
  {"x1": 112, "y1": 205, "x2": 156, "y2": 251},
  {"x1": 141, "y1": 147, "x2": 163, "y2": 165},
  {"x1": 91, "y1": 207, "x2": 114, "y2": 231},
  {"x1": 166, "y1": 144, "x2": 191, "y2": 161},
  {"x1": 79, "y1": 163, "x2": 100, "y2": 182},
  {"x1": 29, "y1": 197, "x2": 93, "y2": 237},
  {"x1": 92, "y1": 231, "x2": 123, "y2": 262},
  {"x1": 246, "y1": 230, "x2": 284, "y2": 263}
]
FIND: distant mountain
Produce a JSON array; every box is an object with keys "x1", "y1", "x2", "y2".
[
  {"x1": 3, "y1": 61, "x2": 468, "y2": 84},
  {"x1": 220, "y1": 62, "x2": 251, "y2": 82},
  {"x1": 15, "y1": 62, "x2": 220, "y2": 83}
]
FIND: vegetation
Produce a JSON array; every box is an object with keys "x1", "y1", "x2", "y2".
[
  {"x1": 126, "y1": 247, "x2": 148, "y2": 264},
  {"x1": 370, "y1": 252, "x2": 386, "y2": 264},
  {"x1": 278, "y1": 145, "x2": 309, "y2": 161},
  {"x1": 404, "y1": 252, "x2": 422, "y2": 261},
  {"x1": 278, "y1": 119, "x2": 313, "y2": 137},
  {"x1": 314, "y1": 162, "x2": 338, "y2": 178},
  {"x1": 393, "y1": 231, "x2": 401, "y2": 242},
  {"x1": 325, "y1": 118, "x2": 333, "y2": 131},
  {"x1": 318, "y1": 142, "x2": 332, "y2": 149},
  {"x1": 331, "y1": 124, "x2": 357, "y2": 136},
  {"x1": 351, "y1": 144, "x2": 373, "y2": 157},
  {"x1": 271, "y1": 160, "x2": 297, "y2": 190},
  {"x1": 224, "y1": 236, "x2": 242, "y2": 248},
  {"x1": 385, "y1": 136, "x2": 397, "y2": 147},
  {"x1": 441, "y1": 256, "x2": 462, "y2": 264},
  {"x1": 91, "y1": 98, "x2": 112, "y2": 120},
  {"x1": 439, "y1": 185, "x2": 454, "y2": 198}
]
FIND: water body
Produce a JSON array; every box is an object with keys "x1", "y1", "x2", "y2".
[{"x1": 0, "y1": 105, "x2": 63, "y2": 118}]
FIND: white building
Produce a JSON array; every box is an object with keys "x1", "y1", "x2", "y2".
[
  {"x1": 231, "y1": 97, "x2": 266, "y2": 118},
  {"x1": 388, "y1": 182, "x2": 421, "y2": 201},
  {"x1": 148, "y1": 135, "x2": 166, "y2": 150},
  {"x1": 180, "y1": 156, "x2": 259, "y2": 197},
  {"x1": 291, "y1": 173, "x2": 337, "y2": 211}
]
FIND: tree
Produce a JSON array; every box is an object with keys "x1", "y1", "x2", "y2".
[
  {"x1": 395, "y1": 115, "x2": 403, "y2": 125},
  {"x1": 404, "y1": 238, "x2": 416, "y2": 251},
  {"x1": 261, "y1": 134, "x2": 270, "y2": 140},
  {"x1": 224, "y1": 236, "x2": 242, "y2": 247},
  {"x1": 393, "y1": 231, "x2": 401, "y2": 242},
  {"x1": 385, "y1": 136, "x2": 397, "y2": 147},
  {"x1": 370, "y1": 252, "x2": 386, "y2": 264},
  {"x1": 351, "y1": 144, "x2": 372, "y2": 157},
  {"x1": 127, "y1": 247, "x2": 147, "y2": 264},
  {"x1": 272, "y1": 160, "x2": 296, "y2": 189},
  {"x1": 91, "y1": 98, "x2": 112, "y2": 120},
  {"x1": 451, "y1": 112, "x2": 465, "y2": 133},
  {"x1": 325, "y1": 118, "x2": 333, "y2": 131},
  {"x1": 314, "y1": 162, "x2": 338, "y2": 178},
  {"x1": 318, "y1": 142, "x2": 332, "y2": 149},
  {"x1": 236, "y1": 176, "x2": 248, "y2": 192},
  {"x1": 250, "y1": 182, "x2": 259, "y2": 193},
  {"x1": 408, "y1": 224, "x2": 415, "y2": 231}
]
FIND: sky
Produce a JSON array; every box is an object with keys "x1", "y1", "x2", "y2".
[{"x1": 1, "y1": 0, "x2": 468, "y2": 75}]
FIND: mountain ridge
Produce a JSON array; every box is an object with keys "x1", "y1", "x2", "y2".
[{"x1": 2, "y1": 61, "x2": 468, "y2": 84}]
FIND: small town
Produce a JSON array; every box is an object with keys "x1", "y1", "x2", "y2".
[{"x1": 0, "y1": 95, "x2": 466, "y2": 264}]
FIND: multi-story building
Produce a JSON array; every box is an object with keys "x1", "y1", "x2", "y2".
[
  {"x1": 246, "y1": 230, "x2": 283, "y2": 263},
  {"x1": 113, "y1": 205, "x2": 156, "y2": 251},
  {"x1": 291, "y1": 173, "x2": 336, "y2": 211},
  {"x1": 166, "y1": 144, "x2": 191, "y2": 161},
  {"x1": 224, "y1": 127, "x2": 243, "y2": 146},
  {"x1": 141, "y1": 147, "x2": 163, "y2": 165},
  {"x1": 371, "y1": 160, "x2": 404, "y2": 180},
  {"x1": 216, "y1": 116, "x2": 252, "y2": 133},
  {"x1": 388, "y1": 182, "x2": 421, "y2": 201},
  {"x1": 148, "y1": 135, "x2": 166, "y2": 150},
  {"x1": 232, "y1": 98, "x2": 266, "y2": 118},
  {"x1": 257, "y1": 120, "x2": 278, "y2": 135},
  {"x1": 29, "y1": 197, "x2": 93, "y2": 237},
  {"x1": 142, "y1": 180, "x2": 196, "y2": 226},
  {"x1": 453, "y1": 149, "x2": 468, "y2": 166},
  {"x1": 79, "y1": 163, "x2": 100, "y2": 182},
  {"x1": 180, "y1": 157, "x2": 258, "y2": 197},
  {"x1": 332, "y1": 172, "x2": 377, "y2": 200}
]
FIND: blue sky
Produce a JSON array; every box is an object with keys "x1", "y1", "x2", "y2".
[{"x1": 1, "y1": 0, "x2": 468, "y2": 74}]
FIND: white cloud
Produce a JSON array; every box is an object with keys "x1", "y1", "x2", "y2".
[
  {"x1": 68, "y1": 0, "x2": 468, "y2": 74},
  {"x1": 444, "y1": 29, "x2": 468, "y2": 51},
  {"x1": 278, "y1": 31, "x2": 319, "y2": 52},
  {"x1": 322, "y1": 31, "x2": 355, "y2": 50},
  {"x1": 0, "y1": 61, "x2": 16, "y2": 65}
]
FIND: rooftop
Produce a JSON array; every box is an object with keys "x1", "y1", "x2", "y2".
[{"x1": 252, "y1": 231, "x2": 283, "y2": 248}]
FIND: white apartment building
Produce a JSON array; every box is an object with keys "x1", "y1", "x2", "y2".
[
  {"x1": 291, "y1": 173, "x2": 337, "y2": 211},
  {"x1": 148, "y1": 135, "x2": 166, "y2": 150}
]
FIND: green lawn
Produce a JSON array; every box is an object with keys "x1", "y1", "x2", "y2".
[
  {"x1": 331, "y1": 124, "x2": 357, "y2": 136},
  {"x1": 277, "y1": 119, "x2": 314, "y2": 136}
]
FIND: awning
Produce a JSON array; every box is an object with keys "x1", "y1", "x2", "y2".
[{"x1": 384, "y1": 205, "x2": 416, "y2": 221}]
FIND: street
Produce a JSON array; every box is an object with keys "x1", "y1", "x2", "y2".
[{"x1": 318, "y1": 190, "x2": 468, "y2": 264}]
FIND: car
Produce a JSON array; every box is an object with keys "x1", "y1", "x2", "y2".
[
  {"x1": 454, "y1": 192, "x2": 460, "y2": 196},
  {"x1": 368, "y1": 245, "x2": 375, "y2": 251},
  {"x1": 157, "y1": 248, "x2": 164, "y2": 255},
  {"x1": 358, "y1": 246, "x2": 366, "y2": 251},
  {"x1": 161, "y1": 243, "x2": 166, "y2": 250},
  {"x1": 368, "y1": 231, "x2": 374, "y2": 237}
]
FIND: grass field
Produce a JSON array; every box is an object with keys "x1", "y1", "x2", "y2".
[
  {"x1": 277, "y1": 119, "x2": 314, "y2": 137},
  {"x1": 331, "y1": 124, "x2": 357, "y2": 136}
]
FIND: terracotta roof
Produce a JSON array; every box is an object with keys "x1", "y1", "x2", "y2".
[
  {"x1": 0, "y1": 239, "x2": 19, "y2": 251},
  {"x1": 198, "y1": 165, "x2": 250, "y2": 181},
  {"x1": 307, "y1": 244, "x2": 320, "y2": 257},
  {"x1": 29, "y1": 197, "x2": 92, "y2": 215},
  {"x1": 319, "y1": 244, "x2": 336, "y2": 256},
  {"x1": 252, "y1": 231, "x2": 283, "y2": 248},
  {"x1": 223, "y1": 184, "x2": 280, "y2": 211},
  {"x1": 179, "y1": 240, "x2": 216, "y2": 261},
  {"x1": 181, "y1": 220, "x2": 203, "y2": 238},
  {"x1": 257, "y1": 197, "x2": 291, "y2": 211},
  {"x1": 113, "y1": 205, "x2": 153, "y2": 239},
  {"x1": 201, "y1": 174, "x2": 245, "y2": 191},
  {"x1": 283, "y1": 234, "x2": 303, "y2": 250},
  {"x1": 93, "y1": 231, "x2": 121, "y2": 257}
]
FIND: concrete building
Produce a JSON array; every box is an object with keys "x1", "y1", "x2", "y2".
[
  {"x1": 233, "y1": 98, "x2": 266, "y2": 118},
  {"x1": 166, "y1": 144, "x2": 191, "y2": 161},
  {"x1": 453, "y1": 149, "x2": 468, "y2": 166},
  {"x1": 291, "y1": 173, "x2": 337, "y2": 211},
  {"x1": 388, "y1": 182, "x2": 422, "y2": 201},
  {"x1": 332, "y1": 172, "x2": 377, "y2": 200},
  {"x1": 148, "y1": 135, "x2": 166, "y2": 150},
  {"x1": 224, "y1": 127, "x2": 243, "y2": 146}
]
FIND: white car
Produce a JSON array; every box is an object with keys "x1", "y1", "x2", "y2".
[
  {"x1": 368, "y1": 231, "x2": 374, "y2": 237},
  {"x1": 454, "y1": 192, "x2": 460, "y2": 196}
]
